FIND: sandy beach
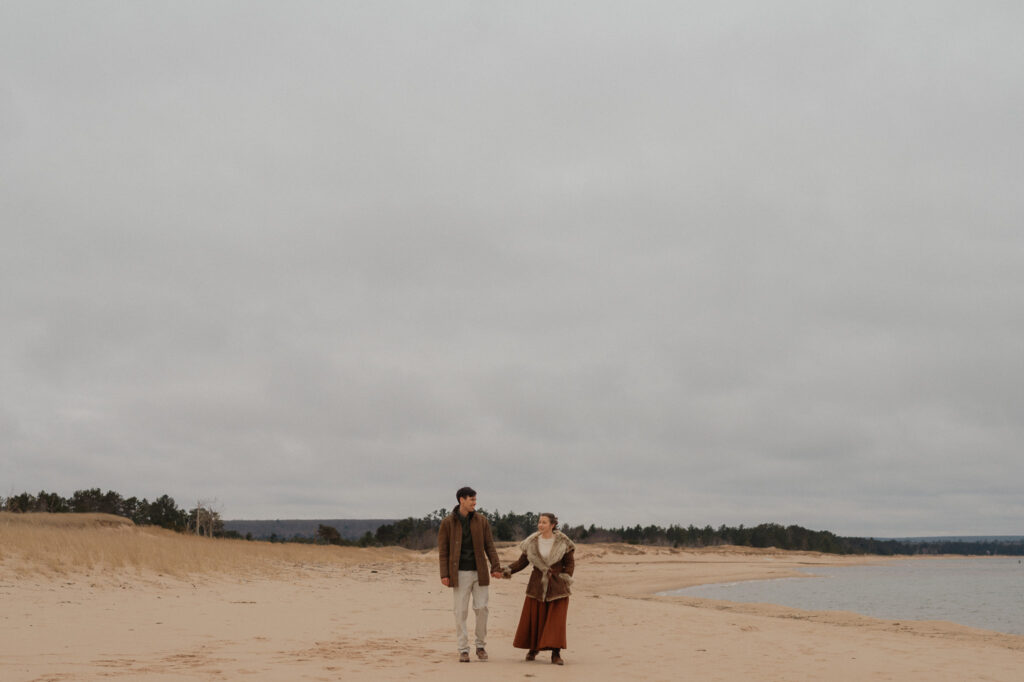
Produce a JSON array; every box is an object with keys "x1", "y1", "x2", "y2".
[{"x1": 2, "y1": 514, "x2": 1022, "y2": 681}]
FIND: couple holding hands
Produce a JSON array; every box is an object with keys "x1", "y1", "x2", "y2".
[{"x1": 438, "y1": 486, "x2": 575, "y2": 665}]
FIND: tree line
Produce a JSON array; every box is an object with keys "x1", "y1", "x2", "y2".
[
  {"x1": 1, "y1": 489, "x2": 225, "y2": 537},
  {"x1": 365, "y1": 510, "x2": 1024, "y2": 556},
  {"x1": 6, "y1": 490, "x2": 1023, "y2": 556}
]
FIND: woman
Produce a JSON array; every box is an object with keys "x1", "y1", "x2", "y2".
[{"x1": 503, "y1": 512, "x2": 575, "y2": 665}]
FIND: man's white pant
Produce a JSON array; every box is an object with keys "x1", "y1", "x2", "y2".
[{"x1": 453, "y1": 570, "x2": 489, "y2": 653}]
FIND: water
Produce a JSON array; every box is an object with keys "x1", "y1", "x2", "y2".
[{"x1": 660, "y1": 558, "x2": 1024, "y2": 635}]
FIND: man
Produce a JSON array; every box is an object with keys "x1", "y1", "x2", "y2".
[{"x1": 438, "y1": 486, "x2": 503, "y2": 662}]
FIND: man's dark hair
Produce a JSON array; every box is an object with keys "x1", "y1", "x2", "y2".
[{"x1": 456, "y1": 486, "x2": 477, "y2": 501}]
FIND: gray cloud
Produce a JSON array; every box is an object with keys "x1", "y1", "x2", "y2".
[{"x1": 3, "y1": 2, "x2": 1023, "y2": 536}]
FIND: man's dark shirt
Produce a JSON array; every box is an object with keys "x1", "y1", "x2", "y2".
[{"x1": 458, "y1": 511, "x2": 476, "y2": 571}]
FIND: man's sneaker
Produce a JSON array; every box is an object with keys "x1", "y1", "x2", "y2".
[
  {"x1": 459, "y1": 651, "x2": 470, "y2": 663},
  {"x1": 476, "y1": 648, "x2": 489, "y2": 661}
]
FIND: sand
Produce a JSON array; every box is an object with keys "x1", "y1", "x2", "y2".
[{"x1": 2, "y1": 521, "x2": 1022, "y2": 681}]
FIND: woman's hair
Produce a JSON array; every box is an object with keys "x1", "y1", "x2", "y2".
[{"x1": 540, "y1": 512, "x2": 558, "y2": 530}]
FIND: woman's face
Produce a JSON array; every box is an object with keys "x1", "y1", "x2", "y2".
[{"x1": 537, "y1": 516, "x2": 552, "y2": 534}]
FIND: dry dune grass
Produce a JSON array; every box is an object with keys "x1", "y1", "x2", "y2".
[{"x1": 0, "y1": 512, "x2": 424, "y2": 578}]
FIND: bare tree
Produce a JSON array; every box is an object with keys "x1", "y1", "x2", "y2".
[{"x1": 188, "y1": 499, "x2": 223, "y2": 537}]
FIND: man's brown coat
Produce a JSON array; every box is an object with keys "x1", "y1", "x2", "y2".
[{"x1": 437, "y1": 508, "x2": 501, "y2": 588}]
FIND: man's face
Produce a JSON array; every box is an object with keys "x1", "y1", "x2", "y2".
[{"x1": 459, "y1": 495, "x2": 477, "y2": 513}]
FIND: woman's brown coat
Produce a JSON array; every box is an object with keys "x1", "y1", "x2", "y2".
[{"x1": 505, "y1": 530, "x2": 576, "y2": 602}]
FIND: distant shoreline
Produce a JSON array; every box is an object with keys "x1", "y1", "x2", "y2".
[{"x1": 222, "y1": 518, "x2": 398, "y2": 541}]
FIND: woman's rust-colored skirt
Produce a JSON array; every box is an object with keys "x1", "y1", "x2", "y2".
[{"x1": 513, "y1": 596, "x2": 568, "y2": 650}]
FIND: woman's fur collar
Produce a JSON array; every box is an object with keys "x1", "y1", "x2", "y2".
[{"x1": 519, "y1": 530, "x2": 575, "y2": 566}]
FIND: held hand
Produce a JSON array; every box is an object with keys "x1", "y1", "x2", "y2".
[
  {"x1": 441, "y1": 577, "x2": 450, "y2": 587},
  {"x1": 491, "y1": 571, "x2": 503, "y2": 579}
]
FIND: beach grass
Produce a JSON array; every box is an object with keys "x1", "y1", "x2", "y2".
[{"x1": 0, "y1": 512, "x2": 421, "y2": 578}]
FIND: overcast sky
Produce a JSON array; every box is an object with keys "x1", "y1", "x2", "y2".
[{"x1": 2, "y1": 2, "x2": 1022, "y2": 537}]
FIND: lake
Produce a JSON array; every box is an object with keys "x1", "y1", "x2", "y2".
[{"x1": 659, "y1": 557, "x2": 1024, "y2": 635}]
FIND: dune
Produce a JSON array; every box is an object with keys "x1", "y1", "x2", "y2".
[
  {"x1": 2, "y1": 513, "x2": 1021, "y2": 681},
  {"x1": 0, "y1": 512, "x2": 414, "y2": 577}
]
